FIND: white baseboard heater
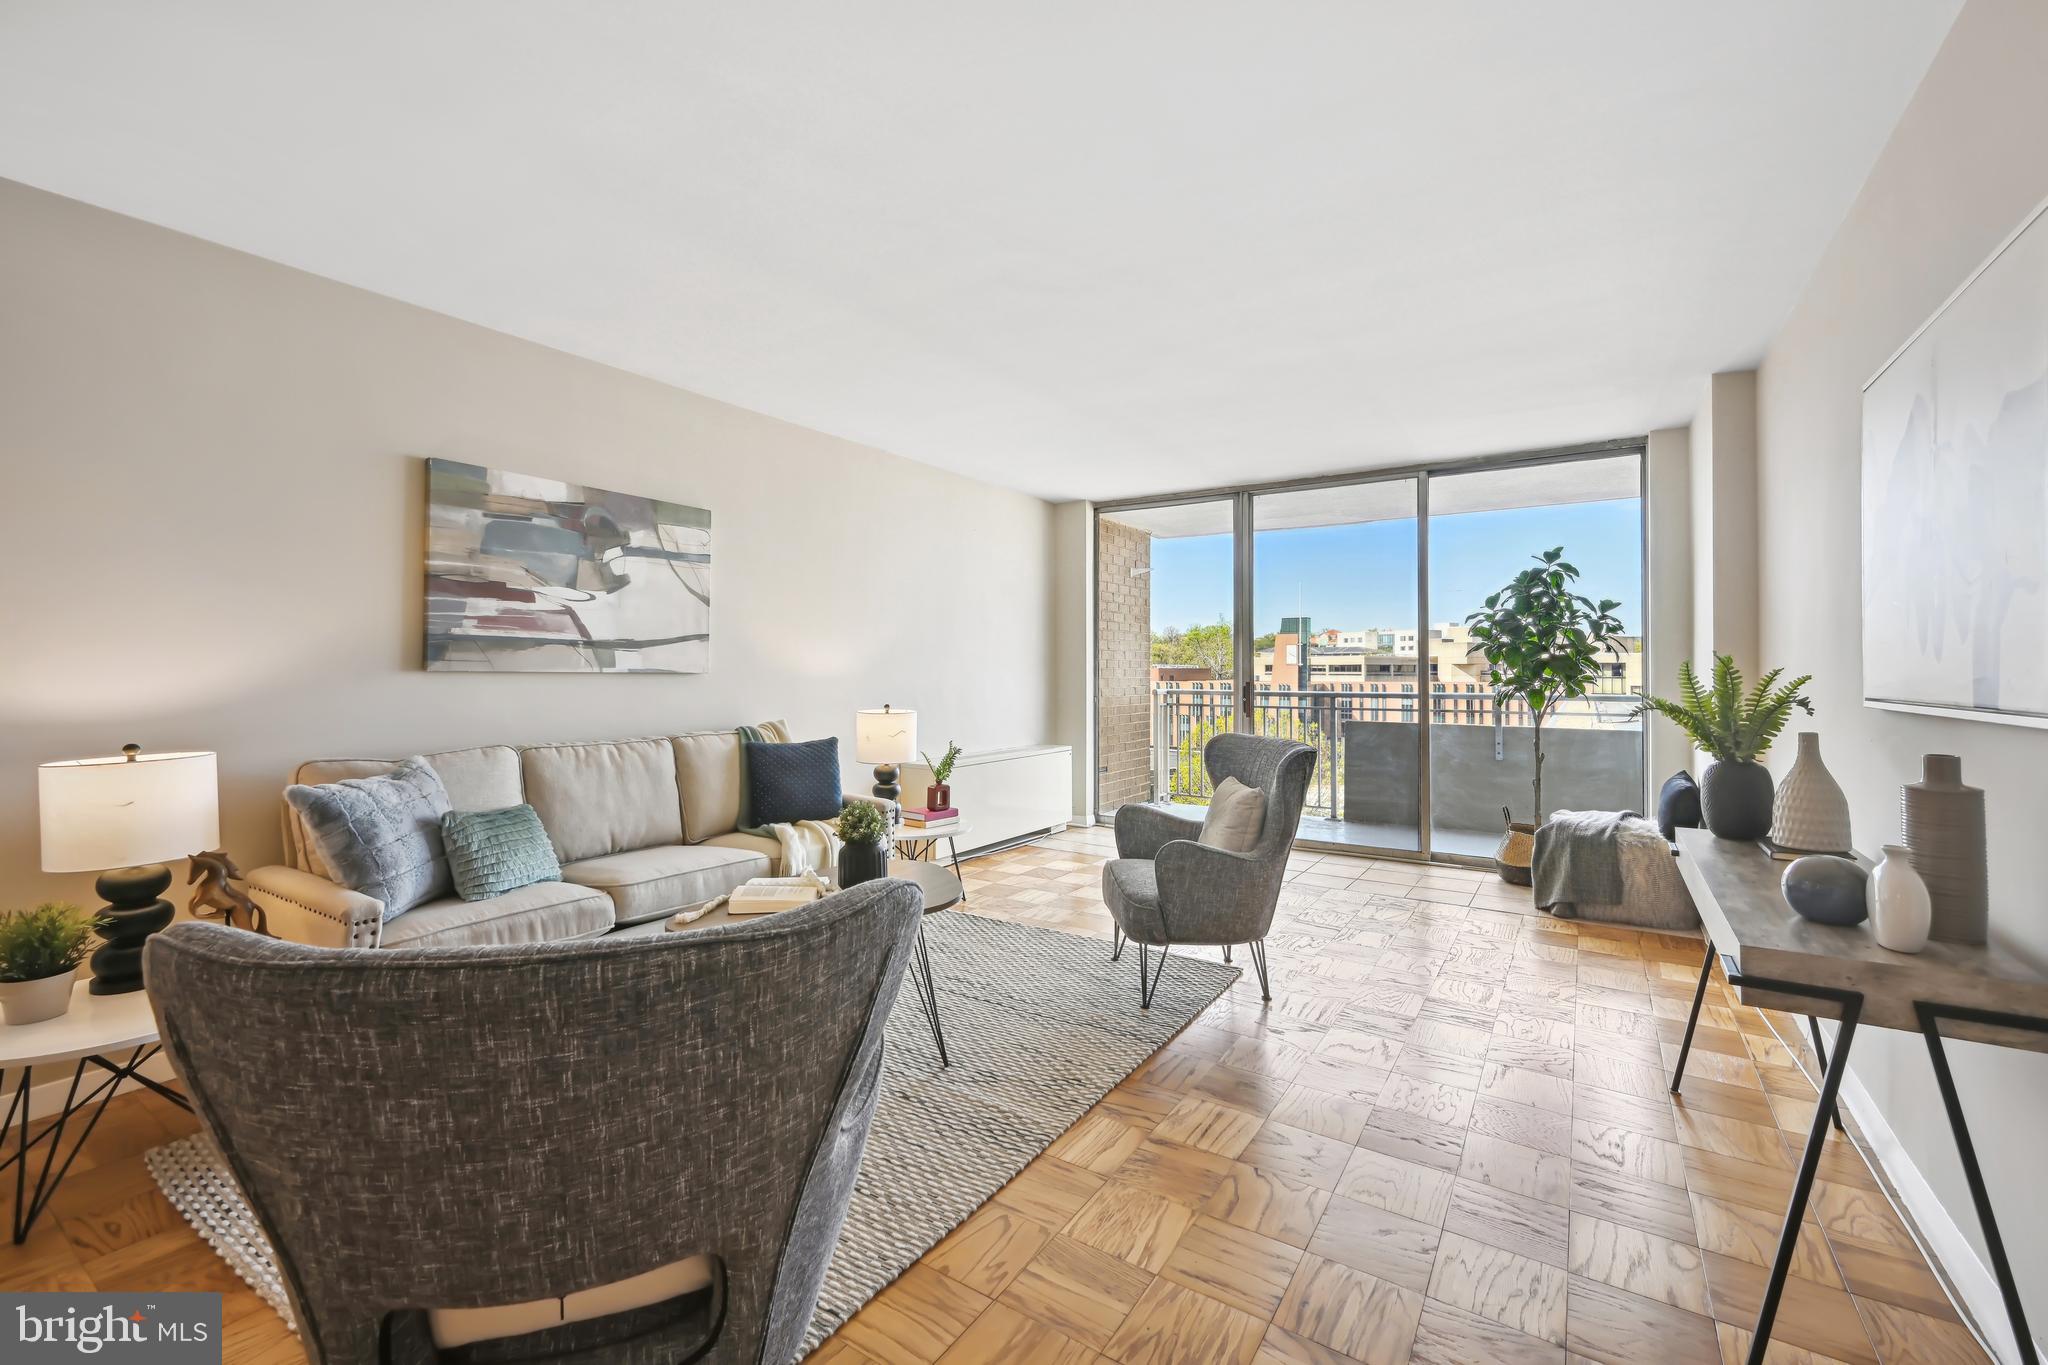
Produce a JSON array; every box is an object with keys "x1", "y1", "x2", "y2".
[{"x1": 894, "y1": 744, "x2": 1072, "y2": 854}]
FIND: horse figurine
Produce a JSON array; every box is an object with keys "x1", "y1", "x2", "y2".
[{"x1": 187, "y1": 849, "x2": 268, "y2": 936}]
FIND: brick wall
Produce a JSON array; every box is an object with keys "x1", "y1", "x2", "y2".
[{"x1": 1095, "y1": 517, "x2": 1152, "y2": 814}]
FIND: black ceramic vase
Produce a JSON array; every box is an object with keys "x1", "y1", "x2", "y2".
[
  {"x1": 838, "y1": 839, "x2": 890, "y2": 889},
  {"x1": 1701, "y1": 760, "x2": 1774, "y2": 841}
]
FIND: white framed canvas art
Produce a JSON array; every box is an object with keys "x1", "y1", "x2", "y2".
[
  {"x1": 1863, "y1": 194, "x2": 2048, "y2": 727},
  {"x1": 425, "y1": 459, "x2": 711, "y2": 673}
]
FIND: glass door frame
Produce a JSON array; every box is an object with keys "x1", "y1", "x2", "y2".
[{"x1": 1092, "y1": 436, "x2": 1648, "y2": 865}]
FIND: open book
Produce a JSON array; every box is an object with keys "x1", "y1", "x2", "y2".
[{"x1": 725, "y1": 874, "x2": 828, "y2": 916}]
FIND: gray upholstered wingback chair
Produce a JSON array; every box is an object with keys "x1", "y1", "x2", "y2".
[
  {"x1": 144, "y1": 878, "x2": 924, "y2": 1365},
  {"x1": 1104, "y1": 733, "x2": 1316, "y2": 1007}
]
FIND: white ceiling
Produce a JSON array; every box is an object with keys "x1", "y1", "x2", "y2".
[
  {"x1": 1108, "y1": 450, "x2": 1643, "y2": 537},
  {"x1": 0, "y1": 2, "x2": 1960, "y2": 502}
]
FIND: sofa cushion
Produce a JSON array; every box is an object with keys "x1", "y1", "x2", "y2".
[
  {"x1": 700, "y1": 830, "x2": 786, "y2": 875},
  {"x1": 523, "y1": 739, "x2": 684, "y2": 863},
  {"x1": 672, "y1": 721, "x2": 790, "y2": 843},
  {"x1": 443, "y1": 804, "x2": 562, "y2": 901},
  {"x1": 746, "y1": 737, "x2": 843, "y2": 825},
  {"x1": 1103, "y1": 858, "x2": 1159, "y2": 913},
  {"x1": 379, "y1": 880, "x2": 613, "y2": 948},
  {"x1": 560, "y1": 843, "x2": 770, "y2": 925},
  {"x1": 284, "y1": 758, "x2": 452, "y2": 919},
  {"x1": 285, "y1": 745, "x2": 522, "y2": 874}
]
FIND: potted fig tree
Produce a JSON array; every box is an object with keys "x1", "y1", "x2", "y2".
[
  {"x1": 0, "y1": 902, "x2": 100, "y2": 1025},
  {"x1": 836, "y1": 799, "x2": 892, "y2": 889},
  {"x1": 1634, "y1": 654, "x2": 1812, "y2": 840},
  {"x1": 1465, "y1": 548, "x2": 1628, "y2": 883}
]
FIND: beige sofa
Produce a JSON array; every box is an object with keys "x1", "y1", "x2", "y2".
[{"x1": 246, "y1": 723, "x2": 848, "y2": 950}]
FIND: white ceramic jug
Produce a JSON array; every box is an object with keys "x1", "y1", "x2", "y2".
[{"x1": 1869, "y1": 844, "x2": 1932, "y2": 954}]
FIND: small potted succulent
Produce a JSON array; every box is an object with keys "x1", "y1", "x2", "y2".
[
  {"x1": 0, "y1": 902, "x2": 101, "y2": 1025},
  {"x1": 922, "y1": 741, "x2": 962, "y2": 811},
  {"x1": 837, "y1": 799, "x2": 893, "y2": 889}
]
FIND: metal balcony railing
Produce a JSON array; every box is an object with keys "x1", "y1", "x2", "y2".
[{"x1": 1150, "y1": 680, "x2": 1642, "y2": 820}]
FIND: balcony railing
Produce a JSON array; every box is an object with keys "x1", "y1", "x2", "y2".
[{"x1": 1151, "y1": 681, "x2": 1643, "y2": 824}]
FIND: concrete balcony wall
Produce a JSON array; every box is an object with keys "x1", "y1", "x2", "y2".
[{"x1": 1344, "y1": 720, "x2": 1644, "y2": 833}]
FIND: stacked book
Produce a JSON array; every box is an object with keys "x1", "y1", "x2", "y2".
[{"x1": 899, "y1": 806, "x2": 958, "y2": 829}]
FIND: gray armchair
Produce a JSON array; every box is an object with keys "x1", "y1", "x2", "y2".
[
  {"x1": 1104, "y1": 733, "x2": 1316, "y2": 1007},
  {"x1": 144, "y1": 878, "x2": 925, "y2": 1365}
]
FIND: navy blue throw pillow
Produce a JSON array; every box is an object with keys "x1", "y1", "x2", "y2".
[
  {"x1": 747, "y1": 738, "x2": 843, "y2": 824},
  {"x1": 1657, "y1": 770, "x2": 1702, "y2": 841}
]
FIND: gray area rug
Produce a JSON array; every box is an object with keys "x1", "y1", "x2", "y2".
[{"x1": 145, "y1": 912, "x2": 1236, "y2": 1357}]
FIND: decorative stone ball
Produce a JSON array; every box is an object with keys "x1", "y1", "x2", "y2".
[{"x1": 1782, "y1": 855, "x2": 1869, "y2": 926}]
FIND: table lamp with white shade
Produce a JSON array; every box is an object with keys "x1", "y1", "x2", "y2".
[
  {"x1": 38, "y1": 745, "x2": 219, "y2": 995},
  {"x1": 855, "y1": 705, "x2": 917, "y2": 803}
]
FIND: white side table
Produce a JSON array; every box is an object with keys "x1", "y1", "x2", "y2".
[
  {"x1": 893, "y1": 820, "x2": 971, "y2": 901},
  {"x1": 0, "y1": 980, "x2": 189, "y2": 1243}
]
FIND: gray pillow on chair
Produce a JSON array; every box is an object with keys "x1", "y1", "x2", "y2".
[
  {"x1": 1199, "y1": 777, "x2": 1266, "y2": 852},
  {"x1": 285, "y1": 757, "x2": 452, "y2": 918}
]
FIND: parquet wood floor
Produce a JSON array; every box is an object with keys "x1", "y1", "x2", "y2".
[{"x1": 0, "y1": 827, "x2": 1994, "y2": 1365}]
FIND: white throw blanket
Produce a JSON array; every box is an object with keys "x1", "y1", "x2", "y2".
[{"x1": 770, "y1": 818, "x2": 842, "y2": 879}]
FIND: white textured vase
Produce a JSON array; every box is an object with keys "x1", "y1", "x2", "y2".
[
  {"x1": 1769, "y1": 732, "x2": 1852, "y2": 853},
  {"x1": 0, "y1": 972, "x2": 75, "y2": 1025},
  {"x1": 1868, "y1": 845, "x2": 1931, "y2": 954}
]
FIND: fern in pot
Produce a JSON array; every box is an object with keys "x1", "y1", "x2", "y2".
[
  {"x1": 837, "y1": 799, "x2": 892, "y2": 889},
  {"x1": 0, "y1": 902, "x2": 100, "y2": 1025},
  {"x1": 1634, "y1": 654, "x2": 1813, "y2": 841}
]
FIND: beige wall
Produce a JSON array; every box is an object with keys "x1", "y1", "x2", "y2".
[
  {"x1": 1755, "y1": 0, "x2": 2048, "y2": 1350},
  {"x1": 1049, "y1": 500, "x2": 1096, "y2": 825},
  {"x1": 1691, "y1": 371, "x2": 1760, "y2": 676},
  {"x1": 1644, "y1": 425, "x2": 1694, "y2": 786},
  {"x1": 0, "y1": 178, "x2": 1059, "y2": 911}
]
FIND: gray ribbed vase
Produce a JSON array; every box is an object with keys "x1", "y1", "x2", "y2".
[
  {"x1": 1769, "y1": 732, "x2": 1852, "y2": 854},
  {"x1": 1902, "y1": 754, "x2": 1987, "y2": 945}
]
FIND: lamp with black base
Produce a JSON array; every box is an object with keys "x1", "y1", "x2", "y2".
[
  {"x1": 855, "y1": 705, "x2": 918, "y2": 804},
  {"x1": 38, "y1": 744, "x2": 219, "y2": 995}
]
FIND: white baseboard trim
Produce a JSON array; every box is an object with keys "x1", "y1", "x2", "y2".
[
  {"x1": 1836, "y1": 1064, "x2": 2040, "y2": 1365},
  {"x1": 20, "y1": 1051, "x2": 178, "y2": 1126}
]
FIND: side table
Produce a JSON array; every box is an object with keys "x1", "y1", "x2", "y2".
[
  {"x1": 894, "y1": 820, "x2": 970, "y2": 901},
  {"x1": 0, "y1": 980, "x2": 190, "y2": 1243}
]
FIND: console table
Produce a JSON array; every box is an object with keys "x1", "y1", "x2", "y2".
[{"x1": 1672, "y1": 829, "x2": 2048, "y2": 1365}]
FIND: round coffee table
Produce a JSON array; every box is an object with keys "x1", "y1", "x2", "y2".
[
  {"x1": 0, "y1": 981, "x2": 191, "y2": 1243},
  {"x1": 877, "y1": 857, "x2": 962, "y2": 911},
  {"x1": 652, "y1": 861, "x2": 963, "y2": 1066},
  {"x1": 872, "y1": 860, "x2": 960, "y2": 1067}
]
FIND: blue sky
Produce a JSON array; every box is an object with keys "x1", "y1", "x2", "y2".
[{"x1": 1150, "y1": 498, "x2": 1642, "y2": 636}]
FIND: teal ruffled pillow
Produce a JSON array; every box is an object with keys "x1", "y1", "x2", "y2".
[{"x1": 442, "y1": 805, "x2": 562, "y2": 902}]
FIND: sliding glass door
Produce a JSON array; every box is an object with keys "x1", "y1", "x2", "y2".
[
  {"x1": 1251, "y1": 480, "x2": 1421, "y2": 851},
  {"x1": 1095, "y1": 499, "x2": 1239, "y2": 818},
  {"x1": 1425, "y1": 457, "x2": 1644, "y2": 856},
  {"x1": 1093, "y1": 446, "x2": 1646, "y2": 861}
]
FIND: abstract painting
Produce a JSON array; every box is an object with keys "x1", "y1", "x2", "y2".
[
  {"x1": 425, "y1": 459, "x2": 711, "y2": 673},
  {"x1": 1863, "y1": 195, "x2": 2048, "y2": 727}
]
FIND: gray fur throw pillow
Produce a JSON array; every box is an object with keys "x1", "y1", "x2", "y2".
[{"x1": 285, "y1": 757, "x2": 452, "y2": 918}]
